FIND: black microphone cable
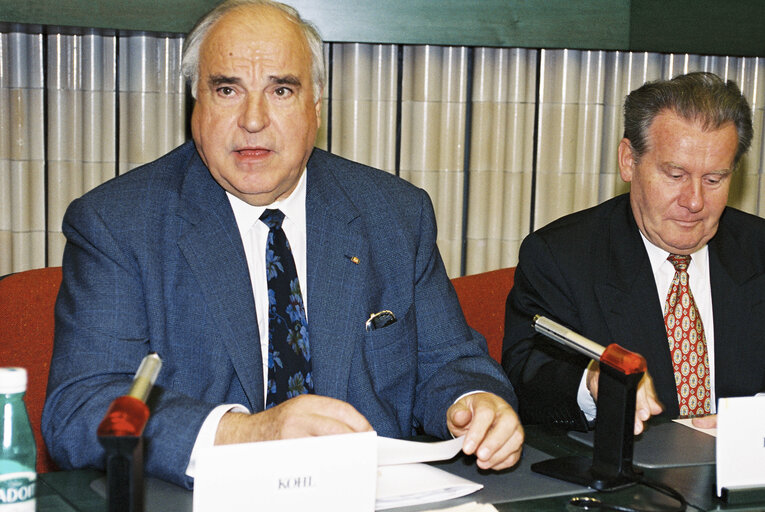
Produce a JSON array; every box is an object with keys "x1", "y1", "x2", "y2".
[{"x1": 567, "y1": 474, "x2": 688, "y2": 512}]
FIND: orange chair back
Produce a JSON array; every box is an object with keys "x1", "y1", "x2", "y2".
[
  {"x1": 0, "y1": 267, "x2": 62, "y2": 473},
  {"x1": 451, "y1": 267, "x2": 515, "y2": 363}
]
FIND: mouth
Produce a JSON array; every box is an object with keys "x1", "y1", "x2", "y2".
[
  {"x1": 671, "y1": 218, "x2": 702, "y2": 228},
  {"x1": 234, "y1": 147, "x2": 272, "y2": 159}
]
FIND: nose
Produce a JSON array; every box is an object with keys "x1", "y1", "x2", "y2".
[
  {"x1": 678, "y1": 178, "x2": 704, "y2": 213},
  {"x1": 239, "y1": 93, "x2": 269, "y2": 133}
]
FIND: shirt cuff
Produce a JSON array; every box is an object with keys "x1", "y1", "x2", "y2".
[
  {"x1": 454, "y1": 390, "x2": 486, "y2": 404},
  {"x1": 185, "y1": 403, "x2": 250, "y2": 478},
  {"x1": 577, "y1": 370, "x2": 597, "y2": 422}
]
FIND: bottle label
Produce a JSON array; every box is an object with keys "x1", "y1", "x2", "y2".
[{"x1": 0, "y1": 472, "x2": 35, "y2": 510}]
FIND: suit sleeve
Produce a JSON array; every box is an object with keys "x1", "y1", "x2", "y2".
[
  {"x1": 42, "y1": 198, "x2": 214, "y2": 489},
  {"x1": 501, "y1": 232, "x2": 590, "y2": 430},
  {"x1": 408, "y1": 189, "x2": 518, "y2": 438}
]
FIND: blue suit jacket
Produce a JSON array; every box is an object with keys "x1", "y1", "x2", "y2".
[{"x1": 43, "y1": 141, "x2": 516, "y2": 488}]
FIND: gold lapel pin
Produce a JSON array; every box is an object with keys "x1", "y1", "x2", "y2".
[{"x1": 346, "y1": 255, "x2": 360, "y2": 264}]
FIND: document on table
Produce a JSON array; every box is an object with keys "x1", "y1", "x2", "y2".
[
  {"x1": 377, "y1": 435, "x2": 465, "y2": 465},
  {"x1": 375, "y1": 436, "x2": 483, "y2": 510},
  {"x1": 672, "y1": 418, "x2": 717, "y2": 437}
]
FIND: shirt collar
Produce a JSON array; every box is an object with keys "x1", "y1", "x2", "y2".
[
  {"x1": 639, "y1": 231, "x2": 709, "y2": 276},
  {"x1": 227, "y1": 169, "x2": 308, "y2": 237}
]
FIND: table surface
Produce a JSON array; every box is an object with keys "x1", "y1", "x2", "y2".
[{"x1": 35, "y1": 421, "x2": 765, "y2": 512}]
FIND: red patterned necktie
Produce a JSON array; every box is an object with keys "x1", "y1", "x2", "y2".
[{"x1": 664, "y1": 254, "x2": 711, "y2": 417}]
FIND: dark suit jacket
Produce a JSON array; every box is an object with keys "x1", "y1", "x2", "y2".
[
  {"x1": 43, "y1": 141, "x2": 516, "y2": 488},
  {"x1": 502, "y1": 194, "x2": 765, "y2": 430}
]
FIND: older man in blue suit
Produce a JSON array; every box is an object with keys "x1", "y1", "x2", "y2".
[{"x1": 42, "y1": 0, "x2": 522, "y2": 488}]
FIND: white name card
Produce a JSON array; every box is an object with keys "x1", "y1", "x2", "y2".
[
  {"x1": 194, "y1": 431, "x2": 377, "y2": 512},
  {"x1": 716, "y1": 395, "x2": 765, "y2": 497}
]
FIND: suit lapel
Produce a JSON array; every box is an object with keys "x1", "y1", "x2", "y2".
[
  {"x1": 593, "y1": 199, "x2": 678, "y2": 410},
  {"x1": 709, "y1": 214, "x2": 765, "y2": 394},
  {"x1": 175, "y1": 154, "x2": 264, "y2": 410},
  {"x1": 305, "y1": 150, "x2": 367, "y2": 400}
]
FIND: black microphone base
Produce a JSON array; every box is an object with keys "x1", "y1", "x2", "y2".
[{"x1": 531, "y1": 455, "x2": 640, "y2": 491}]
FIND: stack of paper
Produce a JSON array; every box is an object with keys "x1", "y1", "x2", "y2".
[{"x1": 376, "y1": 436, "x2": 482, "y2": 510}]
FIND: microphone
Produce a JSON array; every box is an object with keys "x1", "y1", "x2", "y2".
[
  {"x1": 97, "y1": 353, "x2": 162, "y2": 437},
  {"x1": 532, "y1": 315, "x2": 645, "y2": 374}
]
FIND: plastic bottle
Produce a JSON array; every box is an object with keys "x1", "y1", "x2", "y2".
[{"x1": 0, "y1": 368, "x2": 36, "y2": 511}]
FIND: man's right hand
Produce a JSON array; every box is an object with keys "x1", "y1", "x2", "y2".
[
  {"x1": 214, "y1": 395, "x2": 373, "y2": 445},
  {"x1": 586, "y1": 360, "x2": 664, "y2": 435}
]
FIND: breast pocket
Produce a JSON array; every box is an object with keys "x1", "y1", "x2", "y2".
[{"x1": 363, "y1": 304, "x2": 417, "y2": 399}]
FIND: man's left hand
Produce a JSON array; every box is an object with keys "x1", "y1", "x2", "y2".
[{"x1": 447, "y1": 392, "x2": 524, "y2": 470}]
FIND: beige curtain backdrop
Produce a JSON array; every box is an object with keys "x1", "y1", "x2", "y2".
[
  {"x1": 2, "y1": 26, "x2": 764, "y2": 277},
  {"x1": 1, "y1": 30, "x2": 44, "y2": 272}
]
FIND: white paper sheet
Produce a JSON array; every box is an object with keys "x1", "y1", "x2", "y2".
[
  {"x1": 373, "y1": 436, "x2": 483, "y2": 510},
  {"x1": 377, "y1": 435, "x2": 464, "y2": 466},
  {"x1": 375, "y1": 463, "x2": 483, "y2": 510},
  {"x1": 672, "y1": 417, "x2": 717, "y2": 437}
]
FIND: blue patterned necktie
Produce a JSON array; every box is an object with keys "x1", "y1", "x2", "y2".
[{"x1": 260, "y1": 209, "x2": 312, "y2": 408}]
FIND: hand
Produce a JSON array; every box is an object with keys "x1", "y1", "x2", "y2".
[
  {"x1": 447, "y1": 392, "x2": 524, "y2": 470},
  {"x1": 215, "y1": 394, "x2": 373, "y2": 444},
  {"x1": 691, "y1": 414, "x2": 717, "y2": 429},
  {"x1": 586, "y1": 361, "x2": 664, "y2": 435}
]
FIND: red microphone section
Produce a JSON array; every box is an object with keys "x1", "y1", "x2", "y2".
[
  {"x1": 600, "y1": 344, "x2": 647, "y2": 375},
  {"x1": 97, "y1": 396, "x2": 151, "y2": 437},
  {"x1": 97, "y1": 352, "x2": 162, "y2": 437}
]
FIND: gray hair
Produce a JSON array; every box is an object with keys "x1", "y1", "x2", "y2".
[
  {"x1": 181, "y1": 0, "x2": 325, "y2": 102},
  {"x1": 623, "y1": 71, "x2": 753, "y2": 167}
]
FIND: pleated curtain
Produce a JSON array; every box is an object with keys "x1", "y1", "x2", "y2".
[{"x1": 2, "y1": 25, "x2": 764, "y2": 278}]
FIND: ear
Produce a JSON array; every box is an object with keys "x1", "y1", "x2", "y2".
[
  {"x1": 314, "y1": 94, "x2": 323, "y2": 129},
  {"x1": 618, "y1": 138, "x2": 636, "y2": 183}
]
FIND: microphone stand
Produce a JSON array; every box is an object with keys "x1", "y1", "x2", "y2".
[
  {"x1": 97, "y1": 353, "x2": 162, "y2": 512},
  {"x1": 531, "y1": 315, "x2": 645, "y2": 490}
]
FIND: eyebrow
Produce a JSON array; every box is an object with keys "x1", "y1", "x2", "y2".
[
  {"x1": 270, "y1": 74, "x2": 301, "y2": 87},
  {"x1": 662, "y1": 162, "x2": 733, "y2": 175},
  {"x1": 205, "y1": 74, "x2": 302, "y2": 89},
  {"x1": 207, "y1": 75, "x2": 243, "y2": 88}
]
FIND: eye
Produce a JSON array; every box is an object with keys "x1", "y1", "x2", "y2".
[
  {"x1": 274, "y1": 86, "x2": 293, "y2": 98},
  {"x1": 216, "y1": 86, "x2": 235, "y2": 96},
  {"x1": 704, "y1": 175, "x2": 722, "y2": 185},
  {"x1": 663, "y1": 167, "x2": 684, "y2": 180}
]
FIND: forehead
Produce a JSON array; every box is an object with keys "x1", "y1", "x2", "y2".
[
  {"x1": 644, "y1": 110, "x2": 738, "y2": 165},
  {"x1": 200, "y1": 6, "x2": 311, "y2": 75}
]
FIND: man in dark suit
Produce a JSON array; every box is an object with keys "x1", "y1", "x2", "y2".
[
  {"x1": 503, "y1": 72, "x2": 765, "y2": 434},
  {"x1": 43, "y1": 0, "x2": 523, "y2": 488}
]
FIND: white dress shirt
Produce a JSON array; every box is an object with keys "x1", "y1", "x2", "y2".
[
  {"x1": 186, "y1": 171, "x2": 308, "y2": 477},
  {"x1": 577, "y1": 234, "x2": 716, "y2": 420}
]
